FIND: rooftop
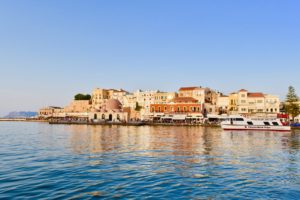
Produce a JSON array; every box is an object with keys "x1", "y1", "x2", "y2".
[
  {"x1": 179, "y1": 86, "x2": 204, "y2": 91},
  {"x1": 247, "y1": 93, "x2": 265, "y2": 98}
]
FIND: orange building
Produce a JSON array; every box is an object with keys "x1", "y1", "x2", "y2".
[{"x1": 150, "y1": 97, "x2": 202, "y2": 113}]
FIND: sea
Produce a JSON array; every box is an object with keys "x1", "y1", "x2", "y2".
[{"x1": 0, "y1": 122, "x2": 300, "y2": 199}]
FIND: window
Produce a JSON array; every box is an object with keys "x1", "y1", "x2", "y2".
[
  {"x1": 257, "y1": 100, "x2": 263, "y2": 103},
  {"x1": 264, "y1": 122, "x2": 270, "y2": 126},
  {"x1": 272, "y1": 122, "x2": 279, "y2": 126},
  {"x1": 247, "y1": 121, "x2": 253, "y2": 125},
  {"x1": 241, "y1": 100, "x2": 246, "y2": 103},
  {"x1": 241, "y1": 94, "x2": 246, "y2": 97},
  {"x1": 164, "y1": 106, "x2": 167, "y2": 111},
  {"x1": 236, "y1": 118, "x2": 244, "y2": 121}
]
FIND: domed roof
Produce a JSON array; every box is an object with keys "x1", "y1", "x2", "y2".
[{"x1": 105, "y1": 99, "x2": 122, "y2": 111}]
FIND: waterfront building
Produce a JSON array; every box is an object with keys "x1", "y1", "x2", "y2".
[
  {"x1": 228, "y1": 89, "x2": 280, "y2": 117},
  {"x1": 91, "y1": 88, "x2": 129, "y2": 110},
  {"x1": 123, "y1": 93, "x2": 137, "y2": 109},
  {"x1": 178, "y1": 87, "x2": 211, "y2": 104},
  {"x1": 132, "y1": 89, "x2": 159, "y2": 114},
  {"x1": 64, "y1": 100, "x2": 92, "y2": 113},
  {"x1": 150, "y1": 97, "x2": 201, "y2": 113},
  {"x1": 150, "y1": 97, "x2": 203, "y2": 123},
  {"x1": 89, "y1": 99, "x2": 128, "y2": 122},
  {"x1": 38, "y1": 106, "x2": 63, "y2": 119},
  {"x1": 153, "y1": 92, "x2": 178, "y2": 104},
  {"x1": 110, "y1": 89, "x2": 130, "y2": 106},
  {"x1": 216, "y1": 94, "x2": 229, "y2": 114}
]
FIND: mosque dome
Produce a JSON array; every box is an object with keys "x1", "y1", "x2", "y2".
[{"x1": 105, "y1": 99, "x2": 122, "y2": 111}]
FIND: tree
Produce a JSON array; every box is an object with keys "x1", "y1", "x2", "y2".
[
  {"x1": 74, "y1": 93, "x2": 91, "y2": 100},
  {"x1": 285, "y1": 86, "x2": 300, "y2": 122},
  {"x1": 135, "y1": 102, "x2": 142, "y2": 111}
]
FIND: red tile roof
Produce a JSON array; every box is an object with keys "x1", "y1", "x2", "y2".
[
  {"x1": 247, "y1": 93, "x2": 264, "y2": 98},
  {"x1": 239, "y1": 89, "x2": 248, "y2": 92},
  {"x1": 179, "y1": 87, "x2": 202, "y2": 91}
]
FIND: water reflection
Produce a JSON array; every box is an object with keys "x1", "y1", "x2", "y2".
[
  {"x1": 68, "y1": 125, "x2": 300, "y2": 155},
  {"x1": 1, "y1": 122, "x2": 300, "y2": 199}
]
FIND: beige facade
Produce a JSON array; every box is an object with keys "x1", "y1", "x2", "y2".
[
  {"x1": 64, "y1": 100, "x2": 92, "y2": 113},
  {"x1": 38, "y1": 106, "x2": 63, "y2": 118},
  {"x1": 154, "y1": 92, "x2": 178, "y2": 104},
  {"x1": 229, "y1": 89, "x2": 280, "y2": 116},
  {"x1": 91, "y1": 88, "x2": 129, "y2": 110},
  {"x1": 178, "y1": 87, "x2": 211, "y2": 104},
  {"x1": 123, "y1": 94, "x2": 137, "y2": 109},
  {"x1": 132, "y1": 89, "x2": 159, "y2": 114},
  {"x1": 216, "y1": 95, "x2": 229, "y2": 114}
]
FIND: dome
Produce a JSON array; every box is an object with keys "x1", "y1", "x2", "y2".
[{"x1": 105, "y1": 99, "x2": 122, "y2": 111}]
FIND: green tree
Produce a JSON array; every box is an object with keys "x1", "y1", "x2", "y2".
[
  {"x1": 135, "y1": 102, "x2": 142, "y2": 111},
  {"x1": 285, "y1": 86, "x2": 300, "y2": 122},
  {"x1": 74, "y1": 93, "x2": 91, "y2": 100}
]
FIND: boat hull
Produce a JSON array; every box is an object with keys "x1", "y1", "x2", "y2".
[{"x1": 222, "y1": 124, "x2": 291, "y2": 132}]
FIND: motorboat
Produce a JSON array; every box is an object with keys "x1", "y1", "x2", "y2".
[{"x1": 221, "y1": 115, "x2": 291, "y2": 132}]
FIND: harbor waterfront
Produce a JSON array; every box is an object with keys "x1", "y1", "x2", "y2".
[{"x1": 1, "y1": 122, "x2": 300, "y2": 199}]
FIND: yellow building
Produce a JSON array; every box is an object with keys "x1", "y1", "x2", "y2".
[
  {"x1": 229, "y1": 89, "x2": 280, "y2": 117},
  {"x1": 91, "y1": 88, "x2": 128, "y2": 110},
  {"x1": 178, "y1": 87, "x2": 211, "y2": 104},
  {"x1": 216, "y1": 94, "x2": 229, "y2": 114},
  {"x1": 154, "y1": 92, "x2": 178, "y2": 104}
]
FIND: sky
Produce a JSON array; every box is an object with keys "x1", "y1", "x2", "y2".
[{"x1": 0, "y1": 0, "x2": 299, "y2": 116}]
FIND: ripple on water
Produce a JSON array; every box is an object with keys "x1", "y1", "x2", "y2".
[{"x1": 0, "y1": 122, "x2": 300, "y2": 199}]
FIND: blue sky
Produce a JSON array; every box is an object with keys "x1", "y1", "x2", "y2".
[{"x1": 0, "y1": 0, "x2": 299, "y2": 116}]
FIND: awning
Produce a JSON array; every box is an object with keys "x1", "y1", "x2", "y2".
[{"x1": 172, "y1": 115, "x2": 186, "y2": 120}]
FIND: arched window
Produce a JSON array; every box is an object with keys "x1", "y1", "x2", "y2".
[
  {"x1": 102, "y1": 114, "x2": 105, "y2": 120},
  {"x1": 94, "y1": 114, "x2": 97, "y2": 120},
  {"x1": 117, "y1": 114, "x2": 120, "y2": 120}
]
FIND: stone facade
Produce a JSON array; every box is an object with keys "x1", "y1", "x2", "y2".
[{"x1": 64, "y1": 100, "x2": 92, "y2": 113}]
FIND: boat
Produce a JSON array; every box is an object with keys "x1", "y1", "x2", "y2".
[
  {"x1": 291, "y1": 123, "x2": 300, "y2": 129},
  {"x1": 221, "y1": 115, "x2": 291, "y2": 132}
]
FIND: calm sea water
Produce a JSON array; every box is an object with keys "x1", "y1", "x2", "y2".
[{"x1": 0, "y1": 122, "x2": 300, "y2": 199}]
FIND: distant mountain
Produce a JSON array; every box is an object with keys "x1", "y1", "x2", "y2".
[{"x1": 3, "y1": 111, "x2": 38, "y2": 119}]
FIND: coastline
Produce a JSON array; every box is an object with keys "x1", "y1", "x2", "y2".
[{"x1": 0, "y1": 118, "x2": 48, "y2": 122}]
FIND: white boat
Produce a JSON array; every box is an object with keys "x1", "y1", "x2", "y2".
[{"x1": 221, "y1": 115, "x2": 291, "y2": 132}]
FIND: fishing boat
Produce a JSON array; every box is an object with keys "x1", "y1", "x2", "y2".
[{"x1": 221, "y1": 115, "x2": 291, "y2": 132}]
